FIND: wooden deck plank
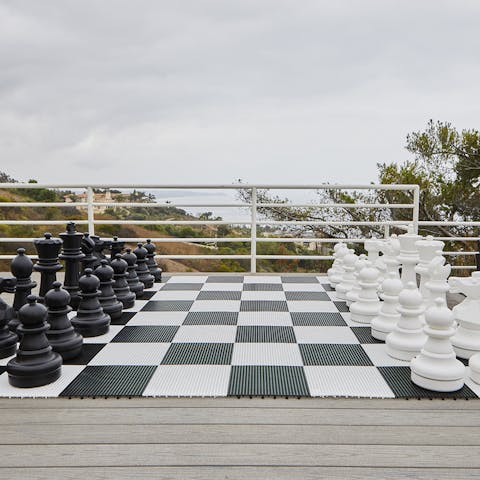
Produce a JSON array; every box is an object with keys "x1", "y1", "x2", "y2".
[
  {"x1": 1, "y1": 467, "x2": 479, "y2": 480},
  {"x1": 0, "y1": 444, "x2": 477, "y2": 468},
  {"x1": 1, "y1": 406, "x2": 478, "y2": 426},
  {"x1": 1, "y1": 466, "x2": 479, "y2": 480},
  {"x1": 1, "y1": 423, "x2": 479, "y2": 445},
  {"x1": 0, "y1": 397, "x2": 479, "y2": 409}
]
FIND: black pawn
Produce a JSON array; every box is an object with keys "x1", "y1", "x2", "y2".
[
  {"x1": 144, "y1": 239, "x2": 162, "y2": 282},
  {"x1": 71, "y1": 269, "x2": 110, "y2": 337},
  {"x1": 111, "y1": 254, "x2": 136, "y2": 309},
  {"x1": 122, "y1": 249, "x2": 144, "y2": 299},
  {"x1": 33, "y1": 233, "x2": 63, "y2": 302},
  {"x1": 134, "y1": 243, "x2": 154, "y2": 289},
  {"x1": 110, "y1": 236, "x2": 125, "y2": 261},
  {"x1": 45, "y1": 282, "x2": 83, "y2": 361},
  {"x1": 7, "y1": 295, "x2": 62, "y2": 388},
  {"x1": 81, "y1": 233, "x2": 97, "y2": 273},
  {"x1": 59, "y1": 222, "x2": 85, "y2": 310},
  {"x1": 0, "y1": 278, "x2": 18, "y2": 359},
  {"x1": 94, "y1": 260, "x2": 123, "y2": 321},
  {"x1": 9, "y1": 248, "x2": 37, "y2": 333}
]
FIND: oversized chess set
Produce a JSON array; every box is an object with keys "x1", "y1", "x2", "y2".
[{"x1": 0, "y1": 221, "x2": 479, "y2": 398}]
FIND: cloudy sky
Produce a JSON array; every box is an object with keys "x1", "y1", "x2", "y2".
[{"x1": 1, "y1": 0, "x2": 479, "y2": 186}]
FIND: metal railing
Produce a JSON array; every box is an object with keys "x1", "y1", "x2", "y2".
[{"x1": 0, "y1": 183, "x2": 477, "y2": 273}]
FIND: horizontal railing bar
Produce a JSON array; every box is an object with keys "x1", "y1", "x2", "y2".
[
  {"x1": 450, "y1": 265, "x2": 477, "y2": 270},
  {"x1": 0, "y1": 202, "x2": 89, "y2": 207},
  {"x1": 153, "y1": 255, "x2": 251, "y2": 259},
  {"x1": 256, "y1": 220, "x2": 410, "y2": 226},
  {"x1": 418, "y1": 221, "x2": 480, "y2": 226},
  {"x1": 0, "y1": 220, "x2": 89, "y2": 225},
  {"x1": 256, "y1": 203, "x2": 415, "y2": 209},
  {"x1": 0, "y1": 183, "x2": 419, "y2": 190},
  {"x1": 255, "y1": 255, "x2": 333, "y2": 260},
  {"x1": 443, "y1": 251, "x2": 478, "y2": 256}
]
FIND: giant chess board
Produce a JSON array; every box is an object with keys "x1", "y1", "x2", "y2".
[{"x1": 1, "y1": 275, "x2": 479, "y2": 398}]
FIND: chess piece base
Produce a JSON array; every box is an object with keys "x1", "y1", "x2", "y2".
[
  {"x1": 0, "y1": 339, "x2": 17, "y2": 359},
  {"x1": 71, "y1": 314, "x2": 110, "y2": 338},
  {"x1": 7, "y1": 354, "x2": 62, "y2": 388},
  {"x1": 469, "y1": 354, "x2": 480, "y2": 384},
  {"x1": 411, "y1": 371, "x2": 464, "y2": 392},
  {"x1": 48, "y1": 330, "x2": 83, "y2": 361}
]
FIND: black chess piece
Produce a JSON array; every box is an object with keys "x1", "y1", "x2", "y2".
[
  {"x1": 81, "y1": 233, "x2": 97, "y2": 273},
  {"x1": 0, "y1": 278, "x2": 18, "y2": 359},
  {"x1": 90, "y1": 235, "x2": 111, "y2": 269},
  {"x1": 9, "y1": 248, "x2": 37, "y2": 333},
  {"x1": 59, "y1": 222, "x2": 85, "y2": 310},
  {"x1": 134, "y1": 243, "x2": 154, "y2": 289},
  {"x1": 45, "y1": 282, "x2": 83, "y2": 361},
  {"x1": 110, "y1": 236, "x2": 125, "y2": 261},
  {"x1": 111, "y1": 254, "x2": 135, "y2": 309},
  {"x1": 144, "y1": 239, "x2": 162, "y2": 282},
  {"x1": 7, "y1": 295, "x2": 62, "y2": 388},
  {"x1": 71, "y1": 269, "x2": 110, "y2": 337},
  {"x1": 94, "y1": 260, "x2": 123, "y2": 321},
  {"x1": 33, "y1": 233, "x2": 63, "y2": 302},
  {"x1": 122, "y1": 249, "x2": 144, "y2": 299}
]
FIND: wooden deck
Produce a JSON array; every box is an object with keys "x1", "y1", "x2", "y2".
[{"x1": 1, "y1": 396, "x2": 479, "y2": 479}]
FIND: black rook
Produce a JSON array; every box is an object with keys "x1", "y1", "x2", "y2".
[{"x1": 33, "y1": 233, "x2": 63, "y2": 302}]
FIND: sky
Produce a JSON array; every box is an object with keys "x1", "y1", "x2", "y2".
[{"x1": 1, "y1": 0, "x2": 479, "y2": 186}]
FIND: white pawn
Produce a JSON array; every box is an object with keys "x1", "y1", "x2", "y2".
[
  {"x1": 371, "y1": 271, "x2": 403, "y2": 341},
  {"x1": 450, "y1": 275, "x2": 480, "y2": 359},
  {"x1": 424, "y1": 255, "x2": 451, "y2": 310},
  {"x1": 327, "y1": 243, "x2": 346, "y2": 286},
  {"x1": 335, "y1": 251, "x2": 358, "y2": 301},
  {"x1": 397, "y1": 225, "x2": 422, "y2": 287},
  {"x1": 415, "y1": 236, "x2": 445, "y2": 300},
  {"x1": 386, "y1": 282, "x2": 427, "y2": 361},
  {"x1": 411, "y1": 298, "x2": 465, "y2": 392},
  {"x1": 346, "y1": 255, "x2": 368, "y2": 307},
  {"x1": 330, "y1": 244, "x2": 348, "y2": 288},
  {"x1": 350, "y1": 266, "x2": 381, "y2": 324},
  {"x1": 365, "y1": 239, "x2": 385, "y2": 280}
]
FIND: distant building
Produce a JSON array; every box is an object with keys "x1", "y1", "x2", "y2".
[{"x1": 64, "y1": 190, "x2": 115, "y2": 213}]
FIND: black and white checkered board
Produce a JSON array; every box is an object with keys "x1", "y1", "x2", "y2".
[{"x1": 0, "y1": 275, "x2": 478, "y2": 398}]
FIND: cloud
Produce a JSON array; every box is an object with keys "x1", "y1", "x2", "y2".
[{"x1": 0, "y1": 0, "x2": 479, "y2": 185}]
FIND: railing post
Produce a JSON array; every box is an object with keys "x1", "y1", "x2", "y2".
[
  {"x1": 412, "y1": 185, "x2": 420, "y2": 234},
  {"x1": 86, "y1": 187, "x2": 95, "y2": 235},
  {"x1": 250, "y1": 187, "x2": 257, "y2": 273},
  {"x1": 383, "y1": 224, "x2": 390, "y2": 238}
]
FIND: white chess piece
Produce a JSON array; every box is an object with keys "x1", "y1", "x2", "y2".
[
  {"x1": 380, "y1": 236, "x2": 400, "y2": 279},
  {"x1": 424, "y1": 255, "x2": 451, "y2": 310},
  {"x1": 371, "y1": 271, "x2": 403, "y2": 341},
  {"x1": 328, "y1": 243, "x2": 346, "y2": 286},
  {"x1": 410, "y1": 298, "x2": 465, "y2": 392},
  {"x1": 365, "y1": 239, "x2": 385, "y2": 280},
  {"x1": 415, "y1": 236, "x2": 445, "y2": 300},
  {"x1": 335, "y1": 251, "x2": 358, "y2": 301},
  {"x1": 386, "y1": 282, "x2": 427, "y2": 361},
  {"x1": 330, "y1": 244, "x2": 348, "y2": 287},
  {"x1": 450, "y1": 275, "x2": 480, "y2": 359},
  {"x1": 350, "y1": 266, "x2": 381, "y2": 324},
  {"x1": 346, "y1": 255, "x2": 368, "y2": 307},
  {"x1": 397, "y1": 225, "x2": 422, "y2": 287}
]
